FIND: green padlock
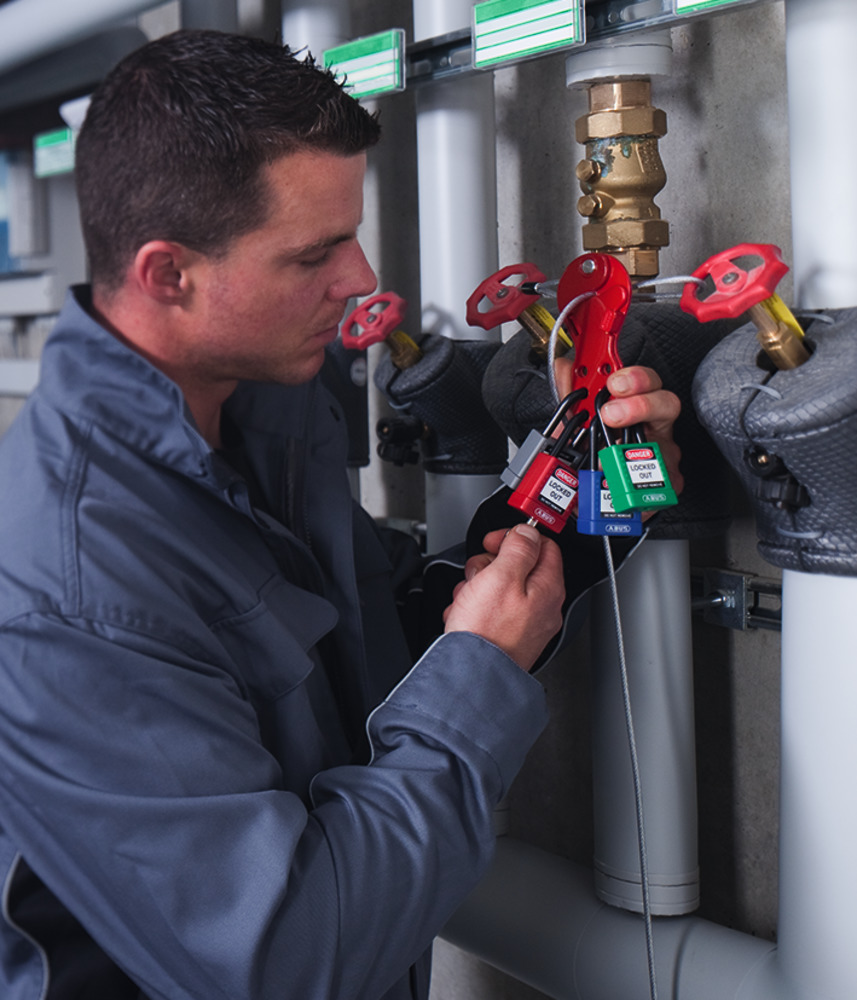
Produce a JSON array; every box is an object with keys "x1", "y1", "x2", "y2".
[{"x1": 598, "y1": 441, "x2": 678, "y2": 513}]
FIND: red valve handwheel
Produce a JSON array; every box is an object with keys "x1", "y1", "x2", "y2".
[
  {"x1": 465, "y1": 263, "x2": 546, "y2": 328},
  {"x1": 341, "y1": 291, "x2": 408, "y2": 349},
  {"x1": 556, "y1": 253, "x2": 632, "y2": 420},
  {"x1": 679, "y1": 243, "x2": 789, "y2": 322}
]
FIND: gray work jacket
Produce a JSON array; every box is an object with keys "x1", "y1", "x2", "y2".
[{"x1": 0, "y1": 288, "x2": 548, "y2": 1000}]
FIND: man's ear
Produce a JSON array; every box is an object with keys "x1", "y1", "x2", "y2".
[{"x1": 132, "y1": 240, "x2": 197, "y2": 305}]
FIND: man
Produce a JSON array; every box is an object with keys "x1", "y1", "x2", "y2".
[{"x1": 0, "y1": 30, "x2": 680, "y2": 1000}]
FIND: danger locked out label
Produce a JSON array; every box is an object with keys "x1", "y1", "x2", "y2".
[
  {"x1": 623, "y1": 447, "x2": 666, "y2": 489},
  {"x1": 539, "y1": 465, "x2": 578, "y2": 512}
]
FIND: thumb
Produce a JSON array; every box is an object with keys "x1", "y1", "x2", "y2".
[{"x1": 495, "y1": 523, "x2": 543, "y2": 575}]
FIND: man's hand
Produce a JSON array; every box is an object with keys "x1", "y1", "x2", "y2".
[
  {"x1": 555, "y1": 359, "x2": 683, "y2": 495},
  {"x1": 443, "y1": 524, "x2": 565, "y2": 672}
]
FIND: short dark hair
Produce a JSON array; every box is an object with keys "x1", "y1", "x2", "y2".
[{"x1": 75, "y1": 29, "x2": 381, "y2": 293}]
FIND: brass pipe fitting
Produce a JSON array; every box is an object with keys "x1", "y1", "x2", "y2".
[
  {"x1": 575, "y1": 79, "x2": 669, "y2": 279},
  {"x1": 387, "y1": 329, "x2": 424, "y2": 369},
  {"x1": 747, "y1": 302, "x2": 812, "y2": 370},
  {"x1": 518, "y1": 302, "x2": 571, "y2": 359}
]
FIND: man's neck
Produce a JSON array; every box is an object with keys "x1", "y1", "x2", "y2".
[{"x1": 90, "y1": 286, "x2": 235, "y2": 450}]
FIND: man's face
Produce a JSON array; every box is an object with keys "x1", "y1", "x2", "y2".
[{"x1": 191, "y1": 149, "x2": 377, "y2": 387}]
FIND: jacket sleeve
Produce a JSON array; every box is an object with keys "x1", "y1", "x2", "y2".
[{"x1": 0, "y1": 614, "x2": 547, "y2": 1000}]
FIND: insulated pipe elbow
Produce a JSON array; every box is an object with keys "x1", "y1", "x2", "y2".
[
  {"x1": 442, "y1": 838, "x2": 802, "y2": 1000},
  {"x1": 693, "y1": 309, "x2": 857, "y2": 574}
]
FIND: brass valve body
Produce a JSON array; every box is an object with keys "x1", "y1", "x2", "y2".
[{"x1": 575, "y1": 80, "x2": 669, "y2": 279}]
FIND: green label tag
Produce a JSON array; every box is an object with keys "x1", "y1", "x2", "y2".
[
  {"x1": 675, "y1": 0, "x2": 749, "y2": 13},
  {"x1": 473, "y1": 0, "x2": 584, "y2": 69},
  {"x1": 323, "y1": 29, "x2": 406, "y2": 99},
  {"x1": 33, "y1": 128, "x2": 76, "y2": 178}
]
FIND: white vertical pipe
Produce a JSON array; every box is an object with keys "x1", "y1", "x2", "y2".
[
  {"x1": 280, "y1": 2, "x2": 354, "y2": 495},
  {"x1": 785, "y1": 0, "x2": 857, "y2": 309},
  {"x1": 414, "y1": 0, "x2": 501, "y2": 551},
  {"x1": 413, "y1": 0, "x2": 498, "y2": 341},
  {"x1": 781, "y1": 6, "x2": 857, "y2": 992},
  {"x1": 0, "y1": 0, "x2": 162, "y2": 74},
  {"x1": 281, "y1": 0, "x2": 350, "y2": 56},
  {"x1": 590, "y1": 539, "x2": 699, "y2": 915},
  {"x1": 777, "y1": 571, "x2": 857, "y2": 998}
]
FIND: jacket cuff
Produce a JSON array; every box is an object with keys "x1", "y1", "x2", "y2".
[{"x1": 369, "y1": 631, "x2": 548, "y2": 796}]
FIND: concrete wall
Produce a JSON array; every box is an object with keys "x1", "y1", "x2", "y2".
[{"x1": 343, "y1": 2, "x2": 789, "y2": 997}]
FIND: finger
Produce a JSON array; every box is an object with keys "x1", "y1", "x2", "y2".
[
  {"x1": 554, "y1": 356, "x2": 575, "y2": 399},
  {"x1": 605, "y1": 365, "x2": 663, "y2": 397},
  {"x1": 523, "y1": 534, "x2": 565, "y2": 601},
  {"x1": 480, "y1": 528, "x2": 510, "y2": 556},
  {"x1": 600, "y1": 387, "x2": 681, "y2": 434},
  {"x1": 464, "y1": 553, "x2": 494, "y2": 581}
]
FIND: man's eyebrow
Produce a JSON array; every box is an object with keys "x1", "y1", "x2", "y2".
[{"x1": 282, "y1": 227, "x2": 361, "y2": 261}]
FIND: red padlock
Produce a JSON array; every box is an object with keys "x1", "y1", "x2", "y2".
[
  {"x1": 465, "y1": 263, "x2": 546, "y2": 329},
  {"x1": 341, "y1": 291, "x2": 408, "y2": 349},
  {"x1": 679, "y1": 243, "x2": 788, "y2": 321}
]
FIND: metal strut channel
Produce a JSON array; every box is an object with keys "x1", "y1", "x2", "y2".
[
  {"x1": 403, "y1": 1, "x2": 775, "y2": 88},
  {"x1": 692, "y1": 568, "x2": 782, "y2": 631}
]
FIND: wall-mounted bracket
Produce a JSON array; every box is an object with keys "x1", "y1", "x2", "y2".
[
  {"x1": 406, "y1": 29, "x2": 474, "y2": 87},
  {"x1": 692, "y1": 568, "x2": 782, "y2": 631}
]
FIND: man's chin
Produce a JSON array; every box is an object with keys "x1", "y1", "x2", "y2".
[{"x1": 260, "y1": 351, "x2": 327, "y2": 387}]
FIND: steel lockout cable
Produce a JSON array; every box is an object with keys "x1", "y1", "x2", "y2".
[{"x1": 603, "y1": 534, "x2": 659, "y2": 1000}]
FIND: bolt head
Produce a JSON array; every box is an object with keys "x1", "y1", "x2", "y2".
[{"x1": 577, "y1": 194, "x2": 602, "y2": 218}]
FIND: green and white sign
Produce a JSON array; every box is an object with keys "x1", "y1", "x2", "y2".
[
  {"x1": 473, "y1": 0, "x2": 584, "y2": 70},
  {"x1": 675, "y1": 0, "x2": 750, "y2": 13},
  {"x1": 323, "y1": 29, "x2": 406, "y2": 99},
  {"x1": 33, "y1": 128, "x2": 76, "y2": 178}
]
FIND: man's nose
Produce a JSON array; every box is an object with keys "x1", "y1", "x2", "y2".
[{"x1": 332, "y1": 241, "x2": 377, "y2": 301}]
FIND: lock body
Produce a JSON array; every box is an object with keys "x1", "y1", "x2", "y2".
[
  {"x1": 577, "y1": 470, "x2": 643, "y2": 537},
  {"x1": 599, "y1": 441, "x2": 677, "y2": 513},
  {"x1": 508, "y1": 453, "x2": 579, "y2": 534}
]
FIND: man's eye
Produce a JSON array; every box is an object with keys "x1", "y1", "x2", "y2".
[{"x1": 300, "y1": 252, "x2": 330, "y2": 269}]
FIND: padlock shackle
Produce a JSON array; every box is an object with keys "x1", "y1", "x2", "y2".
[{"x1": 543, "y1": 389, "x2": 587, "y2": 439}]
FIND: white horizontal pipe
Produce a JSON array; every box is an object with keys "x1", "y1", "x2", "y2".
[
  {"x1": 0, "y1": 0, "x2": 160, "y2": 75},
  {"x1": 442, "y1": 838, "x2": 799, "y2": 1000}
]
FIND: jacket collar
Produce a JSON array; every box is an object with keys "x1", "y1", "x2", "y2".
[
  {"x1": 38, "y1": 286, "x2": 319, "y2": 488},
  {"x1": 39, "y1": 286, "x2": 215, "y2": 479}
]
